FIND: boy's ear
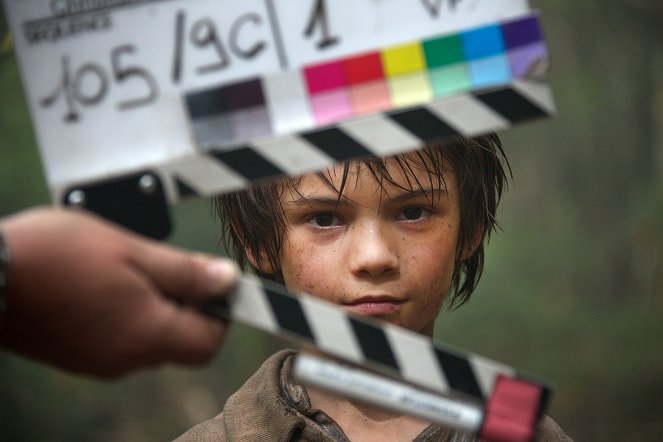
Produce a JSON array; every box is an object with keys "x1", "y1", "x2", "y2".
[
  {"x1": 459, "y1": 225, "x2": 484, "y2": 261},
  {"x1": 245, "y1": 248, "x2": 277, "y2": 274}
]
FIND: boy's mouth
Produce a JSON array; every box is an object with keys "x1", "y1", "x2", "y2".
[{"x1": 343, "y1": 296, "x2": 404, "y2": 316}]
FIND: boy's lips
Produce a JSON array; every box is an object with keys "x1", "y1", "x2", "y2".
[{"x1": 342, "y1": 296, "x2": 404, "y2": 316}]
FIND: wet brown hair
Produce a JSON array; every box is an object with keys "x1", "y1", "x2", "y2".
[{"x1": 215, "y1": 133, "x2": 509, "y2": 310}]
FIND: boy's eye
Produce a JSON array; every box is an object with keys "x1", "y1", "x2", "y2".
[
  {"x1": 397, "y1": 207, "x2": 431, "y2": 222},
  {"x1": 310, "y1": 213, "x2": 341, "y2": 227}
]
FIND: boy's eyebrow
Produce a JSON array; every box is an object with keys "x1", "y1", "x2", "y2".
[
  {"x1": 287, "y1": 195, "x2": 350, "y2": 207},
  {"x1": 387, "y1": 188, "x2": 448, "y2": 203},
  {"x1": 286, "y1": 188, "x2": 448, "y2": 207}
]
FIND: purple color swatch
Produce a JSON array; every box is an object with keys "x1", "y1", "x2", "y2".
[{"x1": 502, "y1": 15, "x2": 543, "y2": 49}]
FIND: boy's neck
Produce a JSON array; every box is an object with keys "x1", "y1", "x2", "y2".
[{"x1": 306, "y1": 385, "x2": 431, "y2": 441}]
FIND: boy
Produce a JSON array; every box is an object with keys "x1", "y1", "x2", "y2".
[{"x1": 176, "y1": 134, "x2": 571, "y2": 441}]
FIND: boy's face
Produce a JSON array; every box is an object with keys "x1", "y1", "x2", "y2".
[{"x1": 274, "y1": 154, "x2": 465, "y2": 337}]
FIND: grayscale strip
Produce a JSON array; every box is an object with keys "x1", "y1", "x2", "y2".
[{"x1": 160, "y1": 79, "x2": 555, "y2": 203}]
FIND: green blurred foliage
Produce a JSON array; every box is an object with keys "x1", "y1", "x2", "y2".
[{"x1": 1, "y1": 1, "x2": 662, "y2": 441}]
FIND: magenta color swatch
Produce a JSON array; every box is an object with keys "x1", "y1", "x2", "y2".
[{"x1": 304, "y1": 61, "x2": 348, "y2": 94}]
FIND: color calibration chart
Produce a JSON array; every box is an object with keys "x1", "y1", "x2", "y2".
[
  {"x1": 187, "y1": 13, "x2": 548, "y2": 149},
  {"x1": 3, "y1": 0, "x2": 543, "y2": 201}
]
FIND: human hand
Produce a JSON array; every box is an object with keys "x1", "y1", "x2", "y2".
[{"x1": 0, "y1": 207, "x2": 238, "y2": 378}]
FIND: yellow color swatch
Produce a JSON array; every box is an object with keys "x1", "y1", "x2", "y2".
[
  {"x1": 388, "y1": 72, "x2": 433, "y2": 108},
  {"x1": 382, "y1": 43, "x2": 426, "y2": 77}
]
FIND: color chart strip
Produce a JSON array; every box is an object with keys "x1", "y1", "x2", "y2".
[{"x1": 186, "y1": 13, "x2": 548, "y2": 150}]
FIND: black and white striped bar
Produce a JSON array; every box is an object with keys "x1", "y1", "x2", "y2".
[
  {"x1": 161, "y1": 79, "x2": 554, "y2": 203},
  {"x1": 201, "y1": 275, "x2": 552, "y2": 408}
]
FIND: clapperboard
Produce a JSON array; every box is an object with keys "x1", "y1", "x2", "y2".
[{"x1": 2, "y1": 1, "x2": 555, "y2": 440}]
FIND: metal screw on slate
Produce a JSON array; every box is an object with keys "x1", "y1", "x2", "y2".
[
  {"x1": 67, "y1": 189, "x2": 86, "y2": 207},
  {"x1": 139, "y1": 174, "x2": 158, "y2": 195}
]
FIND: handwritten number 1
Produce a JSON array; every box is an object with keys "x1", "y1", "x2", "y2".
[
  {"x1": 303, "y1": 0, "x2": 339, "y2": 50},
  {"x1": 40, "y1": 56, "x2": 79, "y2": 122}
]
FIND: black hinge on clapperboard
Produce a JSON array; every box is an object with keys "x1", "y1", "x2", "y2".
[{"x1": 62, "y1": 171, "x2": 171, "y2": 239}]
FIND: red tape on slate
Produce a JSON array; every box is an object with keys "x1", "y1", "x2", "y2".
[{"x1": 479, "y1": 375, "x2": 542, "y2": 442}]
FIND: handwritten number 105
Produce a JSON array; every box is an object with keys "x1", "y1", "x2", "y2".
[{"x1": 40, "y1": 45, "x2": 158, "y2": 122}]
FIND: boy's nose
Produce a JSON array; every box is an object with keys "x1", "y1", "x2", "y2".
[{"x1": 347, "y1": 222, "x2": 399, "y2": 278}]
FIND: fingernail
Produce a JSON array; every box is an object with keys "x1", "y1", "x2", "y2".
[{"x1": 206, "y1": 259, "x2": 239, "y2": 293}]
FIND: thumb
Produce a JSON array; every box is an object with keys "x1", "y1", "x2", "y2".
[{"x1": 131, "y1": 240, "x2": 240, "y2": 301}]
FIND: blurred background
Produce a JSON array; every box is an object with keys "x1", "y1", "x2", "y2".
[{"x1": 1, "y1": 0, "x2": 662, "y2": 440}]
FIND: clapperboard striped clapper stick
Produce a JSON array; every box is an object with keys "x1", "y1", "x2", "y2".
[
  {"x1": 202, "y1": 276, "x2": 553, "y2": 442},
  {"x1": 160, "y1": 79, "x2": 553, "y2": 204}
]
